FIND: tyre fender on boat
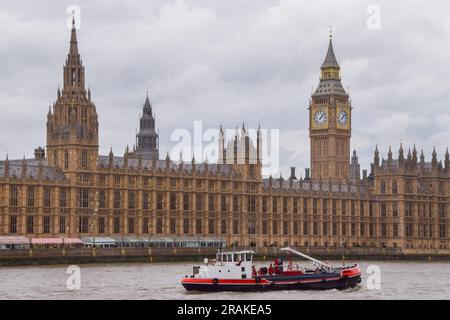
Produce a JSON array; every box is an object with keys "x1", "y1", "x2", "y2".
[
  {"x1": 255, "y1": 276, "x2": 261, "y2": 284},
  {"x1": 212, "y1": 278, "x2": 219, "y2": 285}
]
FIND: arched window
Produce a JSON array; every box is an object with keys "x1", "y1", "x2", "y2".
[
  {"x1": 64, "y1": 150, "x2": 69, "y2": 169},
  {"x1": 381, "y1": 181, "x2": 386, "y2": 194},
  {"x1": 71, "y1": 69, "x2": 76, "y2": 86},
  {"x1": 81, "y1": 151, "x2": 88, "y2": 168}
]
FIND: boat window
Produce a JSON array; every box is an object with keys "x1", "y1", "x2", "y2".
[{"x1": 233, "y1": 253, "x2": 237, "y2": 262}]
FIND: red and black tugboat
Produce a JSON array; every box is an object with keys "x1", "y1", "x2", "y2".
[{"x1": 181, "y1": 247, "x2": 361, "y2": 292}]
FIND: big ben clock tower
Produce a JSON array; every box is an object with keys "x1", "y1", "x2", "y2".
[{"x1": 309, "y1": 33, "x2": 351, "y2": 181}]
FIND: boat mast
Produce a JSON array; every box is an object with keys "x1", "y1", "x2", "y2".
[{"x1": 280, "y1": 247, "x2": 332, "y2": 270}]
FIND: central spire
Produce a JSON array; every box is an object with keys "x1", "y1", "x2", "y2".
[
  {"x1": 63, "y1": 16, "x2": 85, "y2": 93},
  {"x1": 69, "y1": 16, "x2": 78, "y2": 56}
]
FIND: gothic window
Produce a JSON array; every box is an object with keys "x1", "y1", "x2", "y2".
[
  {"x1": 142, "y1": 218, "x2": 149, "y2": 234},
  {"x1": 81, "y1": 151, "x2": 88, "y2": 168},
  {"x1": 393, "y1": 223, "x2": 399, "y2": 237},
  {"x1": 392, "y1": 181, "x2": 398, "y2": 194},
  {"x1": 27, "y1": 216, "x2": 34, "y2": 234},
  {"x1": 262, "y1": 220, "x2": 268, "y2": 234},
  {"x1": 27, "y1": 186, "x2": 35, "y2": 207},
  {"x1": 114, "y1": 217, "x2": 121, "y2": 233},
  {"x1": 248, "y1": 196, "x2": 256, "y2": 213},
  {"x1": 232, "y1": 196, "x2": 239, "y2": 212},
  {"x1": 44, "y1": 187, "x2": 51, "y2": 207},
  {"x1": 99, "y1": 190, "x2": 106, "y2": 208},
  {"x1": 71, "y1": 69, "x2": 76, "y2": 86},
  {"x1": 142, "y1": 192, "x2": 150, "y2": 210},
  {"x1": 303, "y1": 198, "x2": 308, "y2": 214},
  {"x1": 128, "y1": 190, "x2": 135, "y2": 209},
  {"x1": 283, "y1": 198, "x2": 288, "y2": 214},
  {"x1": 208, "y1": 219, "x2": 215, "y2": 234},
  {"x1": 293, "y1": 198, "x2": 298, "y2": 214},
  {"x1": 98, "y1": 217, "x2": 105, "y2": 234},
  {"x1": 157, "y1": 192, "x2": 163, "y2": 210},
  {"x1": 272, "y1": 198, "x2": 278, "y2": 213},
  {"x1": 381, "y1": 203, "x2": 387, "y2": 217},
  {"x1": 114, "y1": 176, "x2": 121, "y2": 187},
  {"x1": 59, "y1": 216, "x2": 66, "y2": 234},
  {"x1": 248, "y1": 220, "x2": 256, "y2": 235},
  {"x1": 196, "y1": 194, "x2": 203, "y2": 211},
  {"x1": 183, "y1": 219, "x2": 190, "y2": 234},
  {"x1": 79, "y1": 189, "x2": 89, "y2": 208},
  {"x1": 221, "y1": 195, "x2": 227, "y2": 212},
  {"x1": 196, "y1": 219, "x2": 202, "y2": 234},
  {"x1": 392, "y1": 203, "x2": 398, "y2": 216},
  {"x1": 170, "y1": 193, "x2": 177, "y2": 210},
  {"x1": 59, "y1": 188, "x2": 67, "y2": 208},
  {"x1": 219, "y1": 219, "x2": 226, "y2": 234},
  {"x1": 233, "y1": 220, "x2": 239, "y2": 234},
  {"x1": 64, "y1": 150, "x2": 69, "y2": 169},
  {"x1": 381, "y1": 223, "x2": 387, "y2": 237},
  {"x1": 272, "y1": 220, "x2": 278, "y2": 235},
  {"x1": 43, "y1": 216, "x2": 51, "y2": 234},
  {"x1": 10, "y1": 186, "x2": 18, "y2": 207},
  {"x1": 9, "y1": 215, "x2": 18, "y2": 234},
  {"x1": 406, "y1": 223, "x2": 413, "y2": 237},
  {"x1": 380, "y1": 181, "x2": 386, "y2": 194},
  {"x1": 405, "y1": 202, "x2": 413, "y2": 217},
  {"x1": 75, "y1": 217, "x2": 88, "y2": 235},
  {"x1": 322, "y1": 222, "x2": 327, "y2": 235},
  {"x1": 183, "y1": 193, "x2": 189, "y2": 211},
  {"x1": 128, "y1": 218, "x2": 135, "y2": 234},
  {"x1": 313, "y1": 199, "x2": 318, "y2": 214},
  {"x1": 208, "y1": 194, "x2": 215, "y2": 212},
  {"x1": 114, "y1": 190, "x2": 121, "y2": 209},
  {"x1": 170, "y1": 218, "x2": 176, "y2": 234}
]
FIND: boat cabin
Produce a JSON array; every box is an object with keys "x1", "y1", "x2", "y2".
[
  {"x1": 215, "y1": 250, "x2": 254, "y2": 265},
  {"x1": 194, "y1": 250, "x2": 255, "y2": 280}
]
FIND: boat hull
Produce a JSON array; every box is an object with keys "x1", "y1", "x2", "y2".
[{"x1": 182, "y1": 271, "x2": 361, "y2": 292}]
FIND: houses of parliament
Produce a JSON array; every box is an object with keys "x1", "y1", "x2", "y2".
[{"x1": 0, "y1": 20, "x2": 449, "y2": 254}]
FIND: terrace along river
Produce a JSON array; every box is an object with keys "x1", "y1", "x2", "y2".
[{"x1": 0, "y1": 260, "x2": 449, "y2": 299}]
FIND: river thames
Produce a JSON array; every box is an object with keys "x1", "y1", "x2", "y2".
[{"x1": 0, "y1": 260, "x2": 449, "y2": 300}]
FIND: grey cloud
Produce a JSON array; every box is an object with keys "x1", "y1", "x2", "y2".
[{"x1": 1, "y1": 0, "x2": 450, "y2": 176}]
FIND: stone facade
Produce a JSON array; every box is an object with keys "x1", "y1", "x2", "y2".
[{"x1": 0, "y1": 23, "x2": 449, "y2": 254}]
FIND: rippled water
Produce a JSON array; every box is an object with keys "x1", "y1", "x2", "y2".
[{"x1": 0, "y1": 260, "x2": 449, "y2": 300}]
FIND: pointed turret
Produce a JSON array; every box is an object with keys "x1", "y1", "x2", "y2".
[
  {"x1": 432, "y1": 147, "x2": 438, "y2": 168},
  {"x1": 374, "y1": 145, "x2": 380, "y2": 167},
  {"x1": 350, "y1": 149, "x2": 360, "y2": 181},
  {"x1": 135, "y1": 93, "x2": 159, "y2": 159},
  {"x1": 313, "y1": 32, "x2": 348, "y2": 97},
  {"x1": 398, "y1": 143, "x2": 405, "y2": 166},
  {"x1": 412, "y1": 145, "x2": 418, "y2": 164}
]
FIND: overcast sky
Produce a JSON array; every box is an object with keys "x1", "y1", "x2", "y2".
[{"x1": 1, "y1": 0, "x2": 450, "y2": 177}]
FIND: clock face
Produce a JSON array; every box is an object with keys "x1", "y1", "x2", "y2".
[
  {"x1": 314, "y1": 110, "x2": 328, "y2": 126},
  {"x1": 337, "y1": 110, "x2": 348, "y2": 126}
]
